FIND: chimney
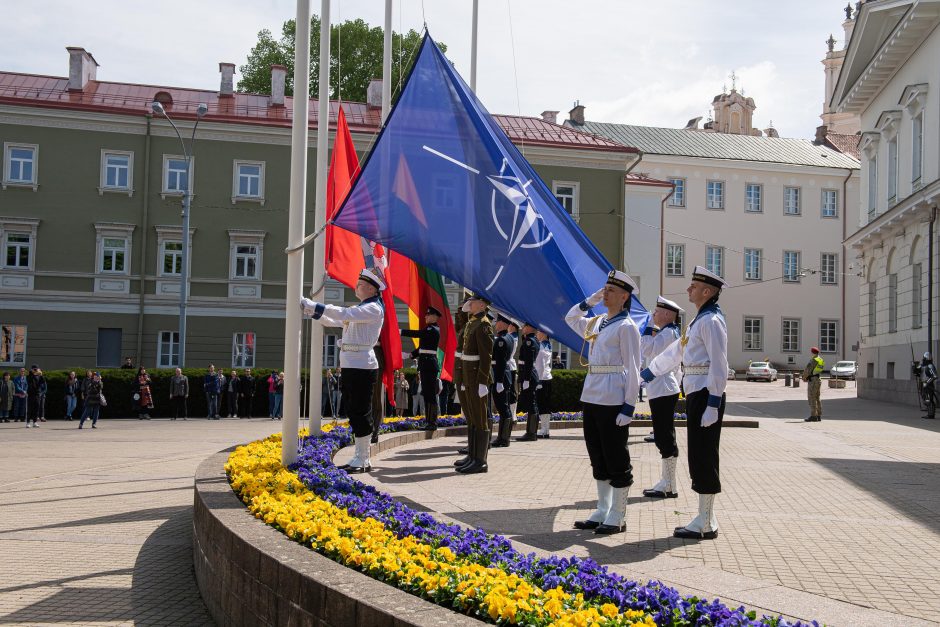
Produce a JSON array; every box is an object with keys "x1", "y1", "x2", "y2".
[
  {"x1": 568, "y1": 101, "x2": 585, "y2": 126},
  {"x1": 540, "y1": 110, "x2": 559, "y2": 124},
  {"x1": 270, "y1": 64, "x2": 287, "y2": 107},
  {"x1": 66, "y1": 47, "x2": 98, "y2": 92},
  {"x1": 219, "y1": 62, "x2": 235, "y2": 97},
  {"x1": 367, "y1": 78, "x2": 383, "y2": 109}
]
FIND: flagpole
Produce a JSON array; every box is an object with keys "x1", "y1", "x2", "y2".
[
  {"x1": 305, "y1": 0, "x2": 331, "y2": 434},
  {"x1": 282, "y1": 0, "x2": 312, "y2": 467},
  {"x1": 382, "y1": 0, "x2": 393, "y2": 121},
  {"x1": 470, "y1": 0, "x2": 479, "y2": 91}
]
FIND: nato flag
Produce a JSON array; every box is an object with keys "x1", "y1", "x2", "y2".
[{"x1": 332, "y1": 33, "x2": 648, "y2": 351}]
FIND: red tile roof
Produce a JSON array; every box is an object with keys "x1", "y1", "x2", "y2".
[
  {"x1": 822, "y1": 132, "x2": 861, "y2": 160},
  {"x1": 0, "y1": 72, "x2": 635, "y2": 154},
  {"x1": 624, "y1": 172, "x2": 673, "y2": 187}
]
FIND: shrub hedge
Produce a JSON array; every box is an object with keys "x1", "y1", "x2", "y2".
[{"x1": 3, "y1": 367, "x2": 589, "y2": 418}]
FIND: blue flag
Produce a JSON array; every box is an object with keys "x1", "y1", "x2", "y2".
[{"x1": 333, "y1": 33, "x2": 648, "y2": 352}]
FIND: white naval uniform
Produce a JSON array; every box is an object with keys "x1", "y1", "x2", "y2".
[
  {"x1": 565, "y1": 304, "x2": 641, "y2": 408},
  {"x1": 535, "y1": 341, "x2": 552, "y2": 383},
  {"x1": 640, "y1": 324, "x2": 681, "y2": 400},
  {"x1": 304, "y1": 297, "x2": 385, "y2": 370},
  {"x1": 649, "y1": 305, "x2": 728, "y2": 404}
]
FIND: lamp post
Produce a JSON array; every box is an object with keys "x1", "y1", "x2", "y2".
[{"x1": 151, "y1": 101, "x2": 208, "y2": 367}]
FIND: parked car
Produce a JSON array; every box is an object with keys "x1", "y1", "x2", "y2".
[
  {"x1": 727, "y1": 367, "x2": 736, "y2": 380},
  {"x1": 746, "y1": 361, "x2": 778, "y2": 382},
  {"x1": 830, "y1": 360, "x2": 858, "y2": 381}
]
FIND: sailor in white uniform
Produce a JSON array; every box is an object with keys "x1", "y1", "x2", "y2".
[
  {"x1": 301, "y1": 267, "x2": 386, "y2": 474},
  {"x1": 565, "y1": 270, "x2": 642, "y2": 535},
  {"x1": 641, "y1": 296, "x2": 684, "y2": 499},
  {"x1": 642, "y1": 266, "x2": 728, "y2": 540}
]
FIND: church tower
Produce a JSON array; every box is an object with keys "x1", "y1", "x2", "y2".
[
  {"x1": 821, "y1": 3, "x2": 861, "y2": 135},
  {"x1": 704, "y1": 72, "x2": 760, "y2": 136}
]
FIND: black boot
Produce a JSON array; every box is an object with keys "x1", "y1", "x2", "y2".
[
  {"x1": 458, "y1": 428, "x2": 489, "y2": 474},
  {"x1": 454, "y1": 429, "x2": 475, "y2": 467},
  {"x1": 425, "y1": 404, "x2": 438, "y2": 432},
  {"x1": 491, "y1": 413, "x2": 511, "y2": 447},
  {"x1": 516, "y1": 412, "x2": 538, "y2": 441},
  {"x1": 371, "y1": 414, "x2": 382, "y2": 443}
]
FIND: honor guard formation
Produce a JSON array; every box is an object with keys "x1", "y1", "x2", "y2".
[{"x1": 302, "y1": 262, "x2": 730, "y2": 540}]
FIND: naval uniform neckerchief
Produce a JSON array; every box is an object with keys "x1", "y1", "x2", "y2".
[{"x1": 681, "y1": 297, "x2": 722, "y2": 345}]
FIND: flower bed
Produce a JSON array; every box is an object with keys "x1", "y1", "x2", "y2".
[{"x1": 226, "y1": 418, "x2": 813, "y2": 626}]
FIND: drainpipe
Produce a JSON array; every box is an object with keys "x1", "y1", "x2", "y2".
[
  {"x1": 135, "y1": 114, "x2": 152, "y2": 366},
  {"x1": 660, "y1": 182, "x2": 676, "y2": 296},
  {"x1": 841, "y1": 167, "x2": 853, "y2": 360},
  {"x1": 619, "y1": 150, "x2": 643, "y2": 270}
]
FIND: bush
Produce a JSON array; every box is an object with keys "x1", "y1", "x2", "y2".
[{"x1": 548, "y1": 370, "x2": 586, "y2": 411}]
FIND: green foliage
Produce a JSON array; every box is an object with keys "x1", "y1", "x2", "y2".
[
  {"x1": 237, "y1": 15, "x2": 443, "y2": 103},
  {"x1": 548, "y1": 370, "x2": 586, "y2": 411}
]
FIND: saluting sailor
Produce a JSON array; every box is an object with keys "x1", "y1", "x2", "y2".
[
  {"x1": 641, "y1": 296, "x2": 684, "y2": 499},
  {"x1": 490, "y1": 314, "x2": 515, "y2": 447},
  {"x1": 515, "y1": 322, "x2": 542, "y2": 441},
  {"x1": 642, "y1": 266, "x2": 728, "y2": 540},
  {"x1": 565, "y1": 270, "x2": 642, "y2": 535},
  {"x1": 301, "y1": 267, "x2": 387, "y2": 474},
  {"x1": 402, "y1": 306, "x2": 442, "y2": 431},
  {"x1": 455, "y1": 294, "x2": 494, "y2": 474}
]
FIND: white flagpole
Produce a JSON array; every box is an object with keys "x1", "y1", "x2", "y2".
[
  {"x1": 283, "y1": 0, "x2": 313, "y2": 466},
  {"x1": 382, "y1": 0, "x2": 393, "y2": 122},
  {"x1": 470, "y1": 0, "x2": 479, "y2": 91},
  {"x1": 305, "y1": 0, "x2": 331, "y2": 435}
]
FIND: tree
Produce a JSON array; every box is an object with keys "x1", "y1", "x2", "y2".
[{"x1": 238, "y1": 16, "x2": 444, "y2": 103}]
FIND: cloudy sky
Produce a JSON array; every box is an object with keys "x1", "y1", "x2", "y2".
[{"x1": 7, "y1": 0, "x2": 850, "y2": 139}]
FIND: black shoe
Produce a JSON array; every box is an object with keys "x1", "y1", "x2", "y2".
[
  {"x1": 643, "y1": 488, "x2": 679, "y2": 499},
  {"x1": 424, "y1": 424, "x2": 438, "y2": 432},
  {"x1": 515, "y1": 433, "x2": 538, "y2": 442},
  {"x1": 573, "y1": 519, "x2": 600, "y2": 530},
  {"x1": 537, "y1": 433, "x2": 550, "y2": 439},
  {"x1": 923, "y1": 415, "x2": 936, "y2": 420},
  {"x1": 457, "y1": 446, "x2": 469, "y2": 455},
  {"x1": 490, "y1": 439, "x2": 510, "y2": 448},
  {"x1": 371, "y1": 434, "x2": 379, "y2": 444},
  {"x1": 456, "y1": 459, "x2": 488, "y2": 474},
  {"x1": 673, "y1": 526, "x2": 718, "y2": 540},
  {"x1": 643, "y1": 434, "x2": 656, "y2": 443},
  {"x1": 453, "y1": 455, "x2": 472, "y2": 467},
  {"x1": 346, "y1": 464, "x2": 372, "y2": 474},
  {"x1": 804, "y1": 416, "x2": 821, "y2": 422},
  {"x1": 594, "y1": 524, "x2": 625, "y2": 535}
]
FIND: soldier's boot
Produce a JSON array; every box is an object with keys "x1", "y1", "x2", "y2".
[
  {"x1": 425, "y1": 403, "x2": 438, "y2": 432},
  {"x1": 346, "y1": 438, "x2": 373, "y2": 474},
  {"x1": 643, "y1": 456, "x2": 679, "y2": 498},
  {"x1": 491, "y1": 410, "x2": 512, "y2": 447},
  {"x1": 574, "y1": 480, "x2": 612, "y2": 530},
  {"x1": 455, "y1": 428, "x2": 475, "y2": 468},
  {"x1": 516, "y1": 412, "x2": 538, "y2": 441},
  {"x1": 457, "y1": 428, "x2": 489, "y2": 474},
  {"x1": 595, "y1": 485, "x2": 630, "y2": 534},
  {"x1": 537, "y1": 413, "x2": 551, "y2": 438},
  {"x1": 371, "y1": 412, "x2": 382, "y2": 443},
  {"x1": 674, "y1": 493, "x2": 719, "y2": 540}
]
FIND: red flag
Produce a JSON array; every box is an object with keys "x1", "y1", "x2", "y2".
[
  {"x1": 370, "y1": 243, "x2": 403, "y2": 406},
  {"x1": 325, "y1": 109, "x2": 365, "y2": 288}
]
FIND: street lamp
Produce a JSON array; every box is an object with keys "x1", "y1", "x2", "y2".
[{"x1": 151, "y1": 100, "x2": 208, "y2": 367}]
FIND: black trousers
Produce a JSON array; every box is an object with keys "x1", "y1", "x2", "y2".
[
  {"x1": 172, "y1": 395, "x2": 188, "y2": 419},
  {"x1": 418, "y1": 359, "x2": 439, "y2": 407},
  {"x1": 582, "y1": 402, "x2": 633, "y2": 488},
  {"x1": 518, "y1": 375, "x2": 539, "y2": 413},
  {"x1": 240, "y1": 394, "x2": 254, "y2": 418},
  {"x1": 226, "y1": 390, "x2": 237, "y2": 415},
  {"x1": 649, "y1": 393, "x2": 680, "y2": 458},
  {"x1": 508, "y1": 371, "x2": 518, "y2": 405},
  {"x1": 685, "y1": 389, "x2": 724, "y2": 494},
  {"x1": 343, "y1": 368, "x2": 377, "y2": 438},
  {"x1": 536, "y1": 380, "x2": 552, "y2": 414},
  {"x1": 27, "y1": 395, "x2": 40, "y2": 421}
]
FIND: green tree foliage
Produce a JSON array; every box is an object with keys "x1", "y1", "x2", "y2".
[{"x1": 238, "y1": 16, "x2": 444, "y2": 103}]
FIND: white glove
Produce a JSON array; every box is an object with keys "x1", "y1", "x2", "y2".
[
  {"x1": 477, "y1": 383, "x2": 488, "y2": 398},
  {"x1": 615, "y1": 413, "x2": 633, "y2": 427},
  {"x1": 701, "y1": 406, "x2": 719, "y2": 427},
  {"x1": 586, "y1": 288, "x2": 605, "y2": 307},
  {"x1": 496, "y1": 382, "x2": 504, "y2": 393},
  {"x1": 536, "y1": 384, "x2": 542, "y2": 390},
  {"x1": 300, "y1": 297, "x2": 319, "y2": 315},
  {"x1": 461, "y1": 384, "x2": 466, "y2": 391},
  {"x1": 522, "y1": 381, "x2": 529, "y2": 390}
]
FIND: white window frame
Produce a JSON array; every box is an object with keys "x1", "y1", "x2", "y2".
[
  {"x1": 820, "y1": 253, "x2": 838, "y2": 285},
  {"x1": 99, "y1": 149, "x2": 134, "y2": 196},
  {"x1": 743, "y1": 316, "x2": 763, "y2": 352},
  {"x1": 821, "y1": 189, "x2": 839, "y2": 218},
  {"x1": 100, "y1": 237, "x2": 128, "y2": 274},
  {"x1": 862, "y1": 131, "x2": 880, "y2": 220},
  {"x1": 706, "y1": 180, "x2": 724, "y2": 210},
  {"x1": 3, "y1": 231, "x2": 33, "y2": 270},
  {"x1": 232, "y1": 160, "x2": 266, "y2": 205},
  {"x1": 745, "y1": 183, "x2": 762, "y2": 213},
  {"x1": 784, "y1": 186, "x2": 801, "y2": 215},
  {"x1": 153, "y1": 225, "x2": 195, "y2": 296},
  {"x1": 912, "y1": 112, "x2": 924, "y2": 188},
  {"x1": 705, "y1": 245, "x2": 724, "y2": 278},
  {"x1": 665, "y1": 243, "x2": 684, "y2": 277},
  {"x1": 233, "y1": 244, "x2": 260, "y2": 280},
  {"x1": 232, "y1": 332, "x2": 256, "y2": 368},
  {"x1": 783, "y1": 250, "x2": 801, "y2": 283},
  {"x1": 161, "y1": 240, "x2": 183, "y2": 277},
  {"x1": 2, "y1": 142, "x2": 39, "y2": 191},
  {"x1": 323, "y1": 334, "x2": 339, "y2": 368},
  {"x1": 781, "y1": 318, "x2": 801, "y2": 353},
  {"x1": 161, "y1": 154, "x2": 192, "y2": 198},
  {"x1": 93, "y1": 222, "x2": 135, "y2": 294},
  {"x1": 0, "y1": 323, "x2": 27, "y2": 366},
  {"x1": 157, "y1": 330, "x2": 180, "y2": 368},
  {"x1": 744, "y1": 248, "x2": 762, "y2": 280},
  {"x1": 552, "y1": 181, "x2": 580, "y2": 221},
  {"x1": 0, "y1": 217, "x2": 40, "y2": 291},
  {"x1": 227, "y1": 229, "x2": 266, "y2": 299},
  {"x1": 819, "y1": 320, "x2": 838, "y2": 354},
  {"x1": 433, "y1": 173, "x2": 459, "y2": 211},
  {"x1": 668, "y1": 178, "x2": 685, "y2": 207},
  {"x1": 887, "y1": 136, "x2": 898, "y2": 204}
]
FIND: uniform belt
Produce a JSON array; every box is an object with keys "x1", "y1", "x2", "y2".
[
  {"x1": 341, "y1": 344, "x2": 372, "y2": 352},
  {"x1": 418, "y1": 349, "x2": 437, "y2": 355},
  {"x1": 588, "y1": 365, "x2": 623, "y2": 374},
  {"x1": 683, "y1": 365, "x2": 710, "y2": 375},
  {"x1": 460, "y1": 355, "x2": 480, "y2": 362},
  {"x1": 491, "y1": 360, "x2": 496, "y2": 365},
  {"x1": 455, "y1": 352, "x2": 463, "y2": 358}
]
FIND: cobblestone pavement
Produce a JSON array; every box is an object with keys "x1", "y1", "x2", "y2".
[
  {"x1": 351, "y1": 380, "x2": 940, "y2": 627},
  {"x1": 0, "y1": 415, "x2": 287, "y2": 626}
]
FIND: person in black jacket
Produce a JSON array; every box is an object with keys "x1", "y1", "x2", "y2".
[
  {"x1": 26, "y1": 365, "x2": 47, "y2": 428},
  {"x1": 490, "y1": 314, "x2": 515, "y2": 447},
  {"x1": 402, "y1": 306, "x2": 442, "y2": 431},
  {"x1": 515, "y1": 323, "x2": 541, "y2": 441},
  {"x1": 238, "y1": 368, "x2": 256, "y2": 418}
]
